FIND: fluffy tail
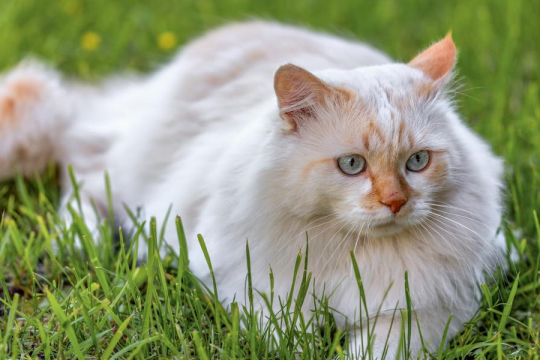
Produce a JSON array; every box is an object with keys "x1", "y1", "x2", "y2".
[{"x1": 0, "y1": 60, "x2": 74, "y2": 180}]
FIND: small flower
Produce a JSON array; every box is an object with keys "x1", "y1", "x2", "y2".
[
  {"x1": 157, "y1": 31, "x2": 177, "y2": 51},
  {"x1": 81, "y1": 32, "x2": 101, "y2": 52}
]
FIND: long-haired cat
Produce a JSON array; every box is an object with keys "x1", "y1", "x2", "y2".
[{"x1": 0, "y1": 21, "x2": 506, "y2": 358}]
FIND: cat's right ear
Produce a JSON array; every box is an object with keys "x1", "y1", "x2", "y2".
[{"x1": 274, "y1": 64, "x2": 332, "y2": 132}]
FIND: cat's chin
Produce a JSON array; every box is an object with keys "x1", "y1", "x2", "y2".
[
  {"x1": 367, "y1": 221, "x2": 406, "y2": 237},
  {"x1": 364, "y1": 216, "x2": 420, "y2": 238}
]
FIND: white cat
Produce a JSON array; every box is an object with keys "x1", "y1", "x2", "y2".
[{"x1": 0, "y1": 21, "x2": 506, "y2": 358}]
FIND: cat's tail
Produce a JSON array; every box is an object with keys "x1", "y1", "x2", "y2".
[{"x1": 0, "y1": 60, "x2": 77, "y2": 180}]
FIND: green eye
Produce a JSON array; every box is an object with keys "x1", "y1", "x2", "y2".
[
  {"x1": 406, "y1": 150, "x2": 430, "y2": 172},
  {"x1": 337, "y1": 154, "x2": 366, "y2": 175}
]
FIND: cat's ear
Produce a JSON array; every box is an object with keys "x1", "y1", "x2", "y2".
[
  {"x1": 274, "y1": 64, "x2": 333, "y2": 132},
  {"x1": 409, "y1": 33, "x2": 456, "y2": 82}
]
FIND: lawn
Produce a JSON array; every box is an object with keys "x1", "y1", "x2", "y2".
[{"x1": 0, "y1": 0, "x2": 539, "y2": 358}]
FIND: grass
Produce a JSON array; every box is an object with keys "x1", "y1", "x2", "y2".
[{"x1": 0, "y1": 0, "x2": 539, "y2": 358}]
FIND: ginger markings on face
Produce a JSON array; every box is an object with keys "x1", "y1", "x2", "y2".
[
  {"x1": 360, "y1": 116, "x2": 415, "y2": 214},
  {"x1": 373, "y1": 173, "x2": 409, "y2": 213},
  {"x1": 287, "y1": 73, "x2": 435, "y2": 216},
  {"x1": 279, "y1": 34, "x2": 458, "y2": 218}
]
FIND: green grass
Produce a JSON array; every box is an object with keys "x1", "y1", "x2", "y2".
[{"x1": 1, "y1": 0, "x2": 539, "y2": 358}]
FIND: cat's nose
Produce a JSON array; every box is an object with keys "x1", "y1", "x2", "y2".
[{"x1": 381, "y1": 193, "x2": 407, "y2": 213}]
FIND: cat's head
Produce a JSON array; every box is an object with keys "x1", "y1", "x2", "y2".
[{"x1": 272, "y1": 34, "x2": 463, "y2": 238}]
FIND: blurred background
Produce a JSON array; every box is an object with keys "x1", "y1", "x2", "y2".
[{"x1": 1, "y1": 0, "x2": 538, "y2": 158}]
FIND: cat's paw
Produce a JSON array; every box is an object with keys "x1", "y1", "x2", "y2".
[{"x1": 0, "y1": 60, "x2": 70, "y2": 180}]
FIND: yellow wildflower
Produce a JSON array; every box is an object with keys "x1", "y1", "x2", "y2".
[
  {"x1": 81, "y1": 32, "x2": 101, "y2": 52},
  {"x1": 158, "y1": 31, "x2": 177, "y2": 51}
]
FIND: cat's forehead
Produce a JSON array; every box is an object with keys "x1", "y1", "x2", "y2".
[
  {"x1": 309, "y1": 65, "x2": 446, "y2": 154},
  {"x1": 317, "y1": 64, "x2": 428, "y2": 99}
]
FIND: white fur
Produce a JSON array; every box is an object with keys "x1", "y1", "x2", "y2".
[{"x1": 0, "y1": 21, "x2": 506, "y2": 358}]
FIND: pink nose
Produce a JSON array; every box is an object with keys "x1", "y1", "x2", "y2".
[{"x1": 381, "y1": 194, "x2": 407, "y2": 213}]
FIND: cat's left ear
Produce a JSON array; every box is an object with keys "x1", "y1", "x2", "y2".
[{"x1": 409, "y1": 33, "x2": 456, "y2": 84}]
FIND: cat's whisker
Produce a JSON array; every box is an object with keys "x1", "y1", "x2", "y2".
[
  {"x1": 453, "y1": 91, "x2": 481, "y2": 102},
  {"x1": 423, "y1": 220, "x2": 477, "y2": 287},
  {"x1": 364, "y1": 221, "x2": 372, "y2": 256},
  {"x1": 424, "y1": 217, "x2": 482, "y2": 263},
  {"x1": 427, "y1": 199, "x2": 490, "y2": 215},
  {"x1": 426, "y1": 211, "x2": 509, "y2": 285},
  {"x1": 450, "y1": 86, "x2": 484, "y2": 93},
  {"x1": 430, "y1": 202, "x2": 502, "y2": 236},
  {"x1": 352, "y1": 219, "x2": 366, "y2": 256},
  {"x1": 434, "y1": 216, "x2": 508, "y2": 283},
  {"x1": 418, "y1": 218, "x2": 472, "y2": 279},
  {"x1": 430, "y1": 211, "x2": 507, "y2": 274},
  {"x1": 428, "y1": 206, "x2": 492, "y2": 231},
  {"x1": 346, "y1": 224, "x2": 365, "y2": 290},
  {"x1": 426, "y1": 207, "x2": 494, "y2": 241},
  {"x1": 426, "y1": 200, "x2": 494, "y2": 225},
  {"x1": 274, "y1": 217, "x2": 350, "y2": 278},
  {"x1": 411, "y1": 220, "x2": 448, "y2": 257},
  {"x1": 270, "y1": 213, "x2": 341, "y2": 263},
  {"x1": 312, "y1": 219, "x2": 355, "y2": 270},
  {"x1": 419, "y1": 220, "x2": 476, "y2": 307},
  {"x1": 428, "y1": 211, "x2": 503, "y2": 257},
  {"x1": 423, "y1": 216, "x2": 501, "y2": 287},
  {"x1": 324, "y1": 223, "x2": 359, "y2": 286},
  {"x1": 411, "y1": 222, "x2": 459, "y2": 305},
  {"x1": 425, "y1": 217, "x2": 508, "y2": 299},
  {"x1": 271, "y1": 214, "x2": 344, "y2": 257}
]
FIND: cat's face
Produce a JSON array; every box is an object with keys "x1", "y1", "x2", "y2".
[{"x1": 274, "y1": 35, "x2": 459, "y2": 238}]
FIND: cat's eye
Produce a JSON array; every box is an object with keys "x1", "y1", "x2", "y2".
[
  {"x1": 337, "y1": 154, "x2": 366, "y2": 175},
  {"x1": 406, "y1": 150, "x2": 430, "y2": 172}
]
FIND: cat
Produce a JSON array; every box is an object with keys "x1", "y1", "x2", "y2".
[{"x1": 0, "y1": 21, "x2": 507, "y2": 358}]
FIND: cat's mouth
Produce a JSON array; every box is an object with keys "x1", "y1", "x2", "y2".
[
  {"x1": 345, "y1": 202, "x2": 423, "y2": 237},
  {"x1": 370, "y1": 211, "x2": 407, "y2": 226}
]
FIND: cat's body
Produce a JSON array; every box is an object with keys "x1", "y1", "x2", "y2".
[{"x1": 0, "y1": 21, "x2": 506, "y2": 358}]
